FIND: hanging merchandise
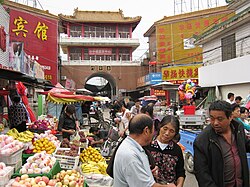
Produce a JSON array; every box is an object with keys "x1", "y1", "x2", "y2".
[
  {"x1": 16, "y1": 82, "x2": 36, "y2": 122},
  {"x1": 178, "y1": 79, "x2": 197, "y2": 102}
]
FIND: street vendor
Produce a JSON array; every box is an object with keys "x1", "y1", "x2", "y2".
[
  {"x1": 58, "y1": 104, "x2": 80, "y2": 140},
  {"x1": 88, "y1": 126, "x2": 106, "y2": 147}
]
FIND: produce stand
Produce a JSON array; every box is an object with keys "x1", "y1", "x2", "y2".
[
  {"x1": 11, "y1": 160, "x2": 61, "y2": 179},
  {"x1": 22, "y1": 153, "x2": 34, "y2": 164},
  {"x1": 0, "y1": 148, "x2": 23, "y2": 165},
  {"x1": 0, "y1": 167, "x2": 14, "y2": 187}
]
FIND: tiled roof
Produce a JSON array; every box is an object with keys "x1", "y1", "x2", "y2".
[{"x1": 59, "y1": 8, "x2": 141, "y2": 23}]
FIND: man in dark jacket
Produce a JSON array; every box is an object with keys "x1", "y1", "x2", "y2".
[{"x1": 194, "y1": 100, "x2": 250, "y2": 187}]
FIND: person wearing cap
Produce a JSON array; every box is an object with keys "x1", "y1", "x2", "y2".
[{"x1": 58, "y1": 104, "x2": 80, "y2": 140}]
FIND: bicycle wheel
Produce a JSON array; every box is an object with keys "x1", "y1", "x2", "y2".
[{"x1": 101, "y1": 121, "x2": 110, "y2": 130}]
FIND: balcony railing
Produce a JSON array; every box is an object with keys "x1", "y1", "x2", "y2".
[
  {"x1": 59, "y1": 36, "x2": 140, "y2": 47},
  {"x1": 62, "y1": 60, "x2": 142, "y2": 66}
]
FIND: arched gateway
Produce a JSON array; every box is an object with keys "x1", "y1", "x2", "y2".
[{"x1": 85, "y1": 72, "x2": 116, "y2": 100}]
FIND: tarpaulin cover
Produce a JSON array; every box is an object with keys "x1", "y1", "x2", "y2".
[
  {"x1": 38, "y1": 83, "x2": 74, "y2": 95},
  {"x1": 47, "y1": 92, "x2": 94, "y2": 104}
]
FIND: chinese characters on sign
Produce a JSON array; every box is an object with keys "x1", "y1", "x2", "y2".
[
  {"x1": 12, "y1": 16, "x2": 28, "y2": 37},
  {"x1": 89, "y1": 48, "x2": 112, "y2": 55},
  {"x1": 12, "y1": 16, "x2": 49, "y2": 41},
  {"x1": 162, "y1": 65, "x2": 201, "y2": 81},
  {"x1": 153, "y1": 89, "x2": 166, "y2": 96},
  {"x1": 34, "y1": 22, "x2": 48, "y2": 41}
]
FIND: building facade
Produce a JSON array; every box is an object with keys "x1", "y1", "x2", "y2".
[
  {"x1": 59, "y1": 9, "x2": 148, "y2": 98},
  {"x1": 197, "y1": 0, "x2": 250, "y2": 100},
  {"x1": 144, "y1": 6, "x2": 234, "y2": 80},
  {"x1": 3, "y1": 0, "x2": 59, "y2": 85}
]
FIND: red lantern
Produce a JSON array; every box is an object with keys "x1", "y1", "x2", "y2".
[{"x1": 149, "y1": 61, "x2": 157, "y2": 65}]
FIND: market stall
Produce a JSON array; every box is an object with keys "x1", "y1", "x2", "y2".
[{"x1": 0, "y1": 127, "x2": 113, "y2": 187}]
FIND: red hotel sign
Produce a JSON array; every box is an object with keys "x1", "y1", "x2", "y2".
[{"x1": 6, "y1": 7, "x2": 58, "y2": 84}]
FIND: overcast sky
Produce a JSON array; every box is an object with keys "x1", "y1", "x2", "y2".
[{"x1": 34, "y1": 0, "x2": 228, "y2": 61}]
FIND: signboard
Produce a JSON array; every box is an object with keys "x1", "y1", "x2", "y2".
[
  {"x1": 162, "y1": 65, "x2": 202, "y2": 81},
  {"x1": 151, "y1": 89, "x2": 166, "y2": 96},
  {"x1": 7, "y1": 7, "x2": 58, "y2": 84},
  {"x1": 145, "y1": 73, "x2": 162, "y2": 85},
  {"x1": 89, "y1": 48, "x2": 112, "y2": 55},
  {"x1": 156, "y1": 11, "x2": 234, "y2": 64}
]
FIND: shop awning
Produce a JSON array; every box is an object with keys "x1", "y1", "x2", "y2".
[{"x1": 0, "y1": 68, "x2": 53, "y2": 89}]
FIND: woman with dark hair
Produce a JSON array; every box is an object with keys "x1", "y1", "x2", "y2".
[
  {"x1": 58, "y1": 104, "x2": 80, "y2": 140},
  {"x1": 237, "y1": 106, "x2": 250, "y2": 131},
  {"x1": 146, "y1": 115, "x2": 185, "y2": 186},
  {"x1": 8, "y1": 95, "x2": 28, "y2": 132}
]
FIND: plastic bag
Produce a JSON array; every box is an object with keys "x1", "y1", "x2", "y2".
[{"x1": 70, "y1": 131, "x2": 80, "y2": 141}]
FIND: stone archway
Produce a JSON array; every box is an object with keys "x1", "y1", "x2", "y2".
[{"x1": 85, "y1": 72, "x2": 116, "y2": 99}]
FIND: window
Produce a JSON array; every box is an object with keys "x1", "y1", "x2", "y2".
[
  {"x1": 84, "y1": 25, "x2": 116, "y2": 38},
  {"x1": 221, "y1": 34, "x2": 236, "y2": 61},
  {"x1": 69, "y1": 48, "x2": 81, "y2": 60},
  {"x1": 70, "y1": 25, "x2": 82, "y2": 37},
  {"x1": 119, "y1": 48, "x2": 130, "y2": 61},
  {"x1": 105, "y1": 26, "x2": 116, "y2": 38},
  {"x1": 118, "y1": 26, "x2": 130, "y2": 38}
]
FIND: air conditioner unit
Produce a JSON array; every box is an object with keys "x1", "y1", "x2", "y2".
[
  {"x1": 61, "y1": 76, "x2": 67, "y2": 80},
  {"x1": 152, "y1": 52, "x2": 156, "y2": 57}
]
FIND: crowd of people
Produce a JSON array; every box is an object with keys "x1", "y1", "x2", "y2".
[
  {"x1": 105, "y1": 95, "x2": 250, "y2": 187},
  {"x1": 7, "y1": 88, "x2": 250, "y2": 187}
]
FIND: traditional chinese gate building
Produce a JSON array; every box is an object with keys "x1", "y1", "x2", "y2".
[
  {"x1": 59, "y1": 9, "x2": 148, "y2": 98},
  {"x1": 3, "y1": 0, "x2": 59, "y2": 84}
]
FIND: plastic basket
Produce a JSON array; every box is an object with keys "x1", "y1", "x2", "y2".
[
  {"x1": 53, "y1": 147, "x2": 80, "y2": 170},
  {"x1": 7, "y1": 159, "x2": 22, "y2": 173},
  {"x1": 22, "y1": 153, "x2": 34, "y2": 164},
  {"x1": 0, "y1": 148, "x2": 23, "y2": 165},
  {"x1": 0, "y1": 167, "x2": 14, "y2": 187},
  {"x1": 11, "y1": 160, "x2": 61, "y2": 179}
]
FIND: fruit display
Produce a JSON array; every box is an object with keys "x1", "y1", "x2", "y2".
[
  {"x1": 34, "y1": 131, "x2": 60, "y2": 147},
  {"x1": 0, "y1": 135, "x2": 23, "y2": 155},
  {"x1": 56, "y1": 148, "x2": 79, "y2": 157},
  {"x1": 33, "y1": 138, "x2": 56, "y2": 154},
  {"x1": 78, "y1": 131, "x2": 87, "y2": 142},
  {"x1": 7, "y1": 175, "x2": 57, "y2": 187},
  {"x1": 28, "y1": 119, "x2": 52, "y2": 131},
  {"x1": 81, "y1": 161, "x2": 107, "y2": 174},
  {"x1": 79, "y1": 146, "x2": 105, "y2": 163},
  {"x1": 7, "y1": 129, "x2": 34, "y2": 143},
  {"x1": 54, "y1": 169, "x2": 85, "y2": 187},
  {"x1": 0, "y1": 162, "x2": 13, "y2": 176},
  {"x1": 19, "y1": 152, "x2": 56, "y2": 174}
]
